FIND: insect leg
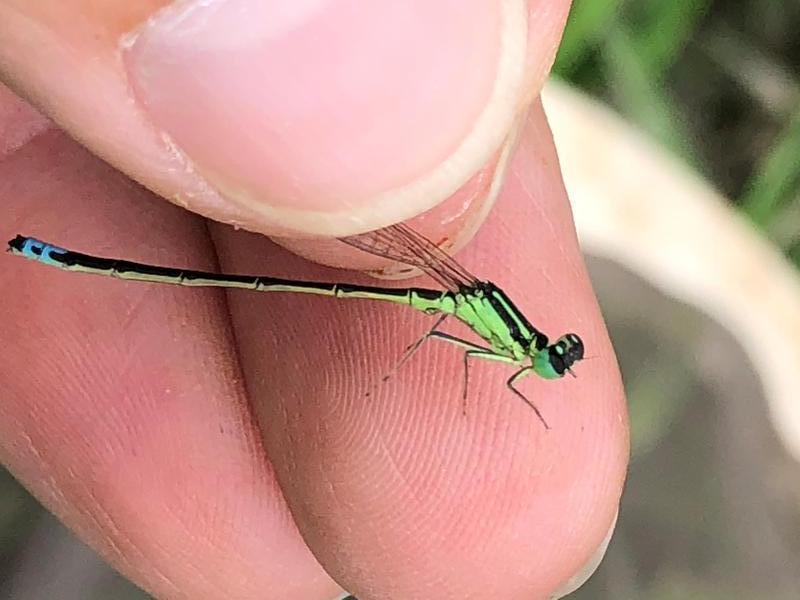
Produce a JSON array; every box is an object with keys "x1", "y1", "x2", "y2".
[
  {"x1": 382, "y1": 314, "x2": 448, "y2": 383},
  {"x1": 418, "y1": 333, "x2": 548, "y2": 427},
  {"x1": 459, "y1": 349, "x2": 519, "y2": 415},
  {"x1": 426, "y1": 332, "x2": 518, "y2": 414},
  {"x1": 506, "y1": 367, "x2": 549, "y2": 429}
]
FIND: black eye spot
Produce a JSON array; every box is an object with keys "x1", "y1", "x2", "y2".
[{"x1": 31, "y1": 244, "x2": 43, "y2": 256}]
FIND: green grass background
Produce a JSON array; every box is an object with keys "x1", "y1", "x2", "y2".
[{"x1": 554, "y1": 0, "x2": 800, "y2": 265}]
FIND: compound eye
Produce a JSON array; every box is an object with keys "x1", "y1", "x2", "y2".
[
  {"x1": 575, "y1": 339, "x2": 585, "y2": 359},
  {"x1": 563, "y1": 333, "x2": 584, "y2": 360}
]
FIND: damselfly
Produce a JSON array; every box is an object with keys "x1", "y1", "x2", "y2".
[{"x1": 8, "y1": 224, "x2": 584, "y2": 428}]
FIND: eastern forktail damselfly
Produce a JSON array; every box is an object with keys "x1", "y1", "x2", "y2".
[{"x1": 8, "y1": 224, "x2": 584, "y2": 428}]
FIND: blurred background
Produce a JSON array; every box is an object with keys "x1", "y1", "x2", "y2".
[
  {"x1": 2, "y1": 1, "x2": 800, "y2": 598},
  {"x1": 553, "y1": 1, "x2": 800, "y2": 598}
]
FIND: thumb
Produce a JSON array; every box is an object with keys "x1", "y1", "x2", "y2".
[{"x1": 0, "y1": 0, "x2": 570, "y2": 237}]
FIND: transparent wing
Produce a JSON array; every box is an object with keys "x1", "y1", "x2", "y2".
[{"x1": 340, "y1": 223, "x2": 479, "y2": 292}]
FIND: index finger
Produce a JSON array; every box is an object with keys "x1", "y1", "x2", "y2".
[{"x1": 219, "y1": 101, "x2": 629, "y2": 599}]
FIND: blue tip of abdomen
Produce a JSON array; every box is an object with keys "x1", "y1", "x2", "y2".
[{"x1": 8, "y1": 235, "x2": 68, "y2": 267}]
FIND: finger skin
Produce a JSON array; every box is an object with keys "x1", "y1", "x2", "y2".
[
  {"x1": 219, "y1": 102, "x2": 629, "y2": 599},
  {"x1": 1, "y1": 96, "x2": 627, "y2": 600},
  {"x1": 1, "y1": 0, "x2": 623, "y2": 595},
  {"x1": 0, "y1": 0, "x2": 571, "y2": 238},
  {"x1": 1, "y1": 132, "x2": 344, "y2": 599}
]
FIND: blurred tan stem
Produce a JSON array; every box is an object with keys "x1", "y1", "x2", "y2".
[{"x1": 544, "y1": 80, "x2": 800, "y2": 462}]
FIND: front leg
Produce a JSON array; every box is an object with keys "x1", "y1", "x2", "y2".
[
  {"x1": 387, "y1": 331, "x2": 548, "y2": 428},
  {"x1": 507, "y1": 367, "x2": 549, "y2": 429}
]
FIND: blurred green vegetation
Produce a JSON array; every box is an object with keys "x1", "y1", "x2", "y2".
[
  {"x1": 554, "y1": 0, "x2": 800, "y2": 267},
  {"x1": 555, "y1": 3, "x2": 800, "y2": 597}
]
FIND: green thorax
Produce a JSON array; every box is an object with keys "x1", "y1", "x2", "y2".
[{"x1": 446, "y1": 282, "x2": 547, "y2": 361}]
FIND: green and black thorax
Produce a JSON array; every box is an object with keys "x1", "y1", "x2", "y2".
[{"x1": 444, "y1": 281, "x2": 548, "y2": 362}]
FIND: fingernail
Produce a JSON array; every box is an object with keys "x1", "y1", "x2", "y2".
[
  {"x1": 551, "y1": 510, "x2": 618, "y2": 599},
  {"x1": 271, "y1": 138, "x2": 510, "y2": 271},
  {"x1": 123, "y1": 0, "x2": 526, "y2": 234}
]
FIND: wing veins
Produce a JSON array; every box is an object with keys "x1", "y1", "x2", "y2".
[{"x1": 340, "y1": 224, "x2": 478, "y2": 292}]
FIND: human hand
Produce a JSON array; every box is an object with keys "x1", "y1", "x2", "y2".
[{"x1": 0, "y1": 2, "x2": 628, "y2": 598}]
